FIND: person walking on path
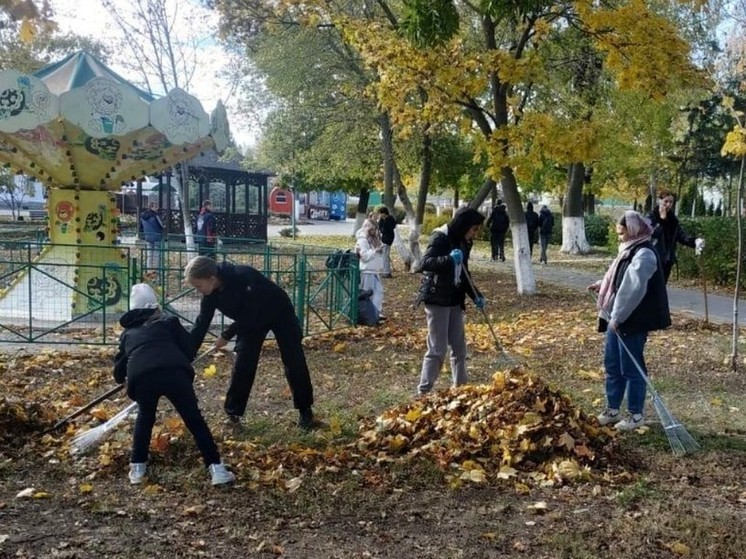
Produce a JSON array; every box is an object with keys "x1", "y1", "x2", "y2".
[
  {"x1": 114, "y1": 283, "x2": 235, "y2": 486},
  {"x1": 538, "y1": 205, "x2": 554, "y2": 265},
  {"x1": 486, "y1": 201, "x2": 510, "y2": 261},
  {"x1": 140, "y1": 202, "x2": 165, "y2": 270},
  {"x1": 415, "y1": 207, "x2": 486, "y2": 396},
  {"x1": 377, "y1": 207, "x2": 397, "y2": 278},
  {"x1": 195, "y1": 200, "x2": 217, "y2": 258},
  {"x1": 355, "y1": 218, "x2": 385, "y2": 318},
  {"x1": 185, "y1": 256, "x2": 322, "y2": 430},
  {"x1": 647, "y1": 190, "x2": 705, "y2": 283},
  {"x1": 588, "y1": 211, "x2": 671, "y2": 431},
  {"x1": 525, "y1": 202, "x2": 539, "y2": 258}
]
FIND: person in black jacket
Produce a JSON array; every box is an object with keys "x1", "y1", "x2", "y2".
[
  {"x1": 538, "y1": 205, "x2": 554, "y2": 265},
  {"x1": 195, "y1": 200, "x2": 217, "y2": 258},
  {"x1": 377, "y1": 207, "x2": 397, "y2": 277},
  {"x1": 588, "y1": 211, "x2": 670, "y2": 431},
  {"x1": 525, "y1": 202, "x2": 539, "y2": 257},
  {"x1": 113, "y1": 283, "x2": 234, "y2": 486},
  {"x1": 647, "y1": 190, "x2": 705, "y2": 283},
  {"x1": 185, "y1": 256, "x2": 321, "y2": 430},
  {"x1": 486, "y1": 201, "x2": 510, "y2": 261},
  {"x1": 416, "y1": 207, "x2": 485, "y2": 396}
]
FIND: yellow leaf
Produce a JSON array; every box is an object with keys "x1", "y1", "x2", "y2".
[
  {"x1": 332, "y1": 342, "x2": 347, "y2": 353},
  {"x1": 142, "y1": 484, "x2": 161, "y2": 495},
  {"x1": 664, "y1": 541, "x2": 691, "y2": 556},
  {"x1": 203, "y1": 364, "x2": 217, "y2": 378},
  {"x1": 404, "y1": 408, "x2": 422, "y2": 422},
  {"x1": 328, "y1": 415, "x2": 343, "y2": 436},
  {"x1": 32, "y1": 492, "x2": 51, "y2": 499},
  {"x1": 19, "y1": 19, "x2": 36, "y2": 44},
  {"x1": 79, "y1": 483, "x2": 93, "y2": 493},
  {"x1": 497, "y1": 466, "x2": 517, "y2": 479},
  {"x1": 99, "y1": 454, "x2": 112, "y2": 466}
]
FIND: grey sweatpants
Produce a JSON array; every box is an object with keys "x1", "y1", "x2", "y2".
[{"x1": 417, "y1": 304, "x2": 467, "y2": 395}]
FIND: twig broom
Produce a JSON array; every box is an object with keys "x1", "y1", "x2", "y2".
[
  {"x1": 69, "y1": 347, "x2": 218, "y2": 455},
  {"x1": 591, "y1": 292, "x2": 700, "y2": 456}
]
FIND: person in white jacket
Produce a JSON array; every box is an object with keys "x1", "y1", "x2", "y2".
[{"x1": 355, "y1": 218, "x2": 385, "y2": 317}]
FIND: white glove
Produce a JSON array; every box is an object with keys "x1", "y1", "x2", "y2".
[{"x1": 695, "y1": 237, "x2": 705, "y2": 256}]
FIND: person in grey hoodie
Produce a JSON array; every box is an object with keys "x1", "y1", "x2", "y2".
[
  {"x1": 588, "y1": 211, "x2": 670, "y2": 431},
  {"x1": 415, "y1": 207, "x2": 485, "y2": 396}
]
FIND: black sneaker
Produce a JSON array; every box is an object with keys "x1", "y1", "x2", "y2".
[
  {"x1": 226, "y1": 414, "x2": 241, "y2": 425},
  {"x1": 298, "y1": 408, "x2": 324, "y2": 431}
]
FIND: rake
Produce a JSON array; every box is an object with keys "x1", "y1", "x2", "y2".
[
  {"x1": 590, "y1": 292, "x2": 700, "y2": 456},
  {"x1": 462, "y1": 266, "x2": 518, "y2": 369},
  {"x1": 69, "y1": 347, "x2": 217, "y2": 455}
]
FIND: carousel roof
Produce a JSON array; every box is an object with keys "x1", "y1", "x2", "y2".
[
  {"x1": 0, "y1": 51, "x2": 230, "y2": 190},
  {"x1": 34, "y1": 51, "x2": 155, "y2": 102}
]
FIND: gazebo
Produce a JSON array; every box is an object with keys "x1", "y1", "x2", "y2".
[{"x1": 149, "y1": 149, "x2": 270, "y2": 242}]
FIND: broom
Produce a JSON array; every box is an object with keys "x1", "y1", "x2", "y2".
[
  {"x1": 69, "y1": 347, "x2": 218, "y2": 455},
  {"x1": 462, "y1": 266, "x2": 518, "y2": 368},
  {"x1": 590, "y1": 292, "x2": 700, "y2": 456}
]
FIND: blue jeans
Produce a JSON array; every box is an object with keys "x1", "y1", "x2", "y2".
[{"x1": 603, "y1": 329, "x2": 648, "y2": 415}]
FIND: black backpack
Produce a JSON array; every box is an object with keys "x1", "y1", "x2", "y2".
[
  {"x1": 357, "y1": 289, "x2": 380, "y2": 326},
  {"x1": 325, "y1": 249, "x2": 357, "y2": 270}
]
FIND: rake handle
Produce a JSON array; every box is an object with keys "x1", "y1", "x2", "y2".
[
  {"x1": 462, "y1": 266, "x2": 508, "y2": 354},
  {"x1": 46, "y1": 384, "x2": 125, "y2": 433}
]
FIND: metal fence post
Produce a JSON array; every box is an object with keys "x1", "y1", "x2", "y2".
[{"x1": 296, "y1": 253, "x2": 307, "y2": 334}]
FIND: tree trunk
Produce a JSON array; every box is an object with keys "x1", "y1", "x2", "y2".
[
  {"x1": 177, "y1": 163, "x2": 196, "y2": 252},
  {"x1": 562, "y1": 162, "x2": 591, "y2": 254},
  {"x1": 378, "y1": 112, "x2": 396, "y2": 211},
  {"x1": 501, "y1": 167, "x2": 535, "y2": 294},
  {"x1": 354, "y1": 187, "x2": 370, "y2": 235},
  {"x1": 730, "y1": 155, "x2": 744, "y2": 371}
]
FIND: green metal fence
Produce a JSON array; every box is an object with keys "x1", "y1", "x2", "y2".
[{"x1": 0, "y1": 238, "x2": 358, "y2": 345}]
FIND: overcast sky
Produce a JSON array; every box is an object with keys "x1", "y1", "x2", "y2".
[{"x1": 49, "y1": 0, "x2": 256, "y2": 148}]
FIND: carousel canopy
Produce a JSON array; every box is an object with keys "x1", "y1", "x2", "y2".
[{"x1": 0, "y1": 50, "x2": 230, "y2": 191}]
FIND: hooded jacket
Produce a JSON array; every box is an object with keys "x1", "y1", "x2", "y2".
[
  {"x1": 355, "y1": 227, "x2": 384, "y2": 274},
  {"x1": 538, "y1": 206, "x2": 554, "y2": 235},
  {"x1": 113, "y1": 309, "x2": 195, "y2": 398},
  {"x1": 487, "y1": 205, "x2": 509, "y2": 234},
  {"x1": 417, "y1": 208, "x2": 483, "y2": 308},
  {"x1": 525, "y1": 203, "x2": 539, "y2": 238},
  {"x1": 190, "y1": 262, "x2": 296, "y2": 350},
  {"x1": 140, "y1": 208, "x2": 164, "y2": 243}
]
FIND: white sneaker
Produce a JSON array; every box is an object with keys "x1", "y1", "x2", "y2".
[
  {"x1": 209, "y1": 463, "x2": 236, "y2": 486},
  {"x1": 597, "y1": 408, "x2": 621, "y2": 426},
  {"x1": 614, "y1": 414, "x2": 645, "y2": 431},
  {"x1": 129, "y1": 463, "x2": 147, "y2": 485}
]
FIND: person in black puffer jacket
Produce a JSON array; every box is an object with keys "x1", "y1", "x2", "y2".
[
  {"x1": 415, "y1": 207, "x2": 485, "y2": 396},
  {"x1": 113, "y1": 283, "x2": 234, "y2": 486},
  {"x1": 185, "y1": 256, "x2": 321, "y2": 431}
]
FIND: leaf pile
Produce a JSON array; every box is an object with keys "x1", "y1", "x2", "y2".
[
  {"x1": 356, "y1": 367, "x2": 618, "y2": 487},
  {"x1": 0, "y1": 397, "x2": 54, "y2": 448}
]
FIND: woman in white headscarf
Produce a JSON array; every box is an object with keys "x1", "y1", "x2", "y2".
[
  {"x1": 588, "y1": 211, "x2": 671, "y2": 431},
  {"x1": 355, "y1": 218, "x2": 385, "y2": 317}
]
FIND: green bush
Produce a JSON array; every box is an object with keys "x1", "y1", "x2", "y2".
[
  {"x1": 585, "y1": 214, "x2": 612, "y2": 247},
  {"x1": 422, "y1": 214, "x2": 451, "y2": 235},
  {"x1": 676, "y1": 217, "x2": 743, "y2": 287}
]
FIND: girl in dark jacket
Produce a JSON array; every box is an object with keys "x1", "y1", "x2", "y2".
[
  {"x1": 114, "y1": 283, "x2": 234, "y2": 486},
  {"x1": 416, "y1": 208, "x2": 485, "y2": 396}
]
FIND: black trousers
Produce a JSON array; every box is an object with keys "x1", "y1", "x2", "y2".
[
  {"x1": 491, "y1": 232, "x2": 507, "y2": 260},
  {"x1": 131, "y1": 369, "x2": 220, "y2": 466},
  {"x1": 224, "y1": 306, "x2": 314, "y2": 416}
]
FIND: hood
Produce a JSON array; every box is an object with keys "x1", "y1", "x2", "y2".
[
  {"x1": 540, "y1": 207, "x2": 551, "y2": 214},
  {"x1": 433, "y1": 223, "x2": 449, "y2": 236},
  {"x1": 526, "y1": 202, "x2": 534, "y2": 212},
  {"x1": 119, "y1": 308, "x2": 159, "y2": 328},
  {"x1": 448, "y1": 207, "x2": 485, "y2": 240}
]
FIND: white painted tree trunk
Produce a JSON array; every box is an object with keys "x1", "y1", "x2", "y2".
[
  {"x1": 561, "y1": 216, "x2": 591, "y2": 255},
  {"x1": 512, "y1": 223, "x2": 536, "y2": 295},
  {"x1": 394, "y1": 218, "x2": 419, "y2": 272}
]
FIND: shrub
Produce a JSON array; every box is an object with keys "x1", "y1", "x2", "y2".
[
  {"x1": 585, "y1": 214, "x2": 612, "y2": 247},
  {"x1": 422, "y1": 214, "x2": 451, "y2": 235},
  {"x1": 676, "y1": 217, "x2": 744, "y2": 287}
]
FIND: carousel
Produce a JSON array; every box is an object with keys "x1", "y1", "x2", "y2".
[{"x1": 0, "y1": 51, "x2": 230, "y2": 321}]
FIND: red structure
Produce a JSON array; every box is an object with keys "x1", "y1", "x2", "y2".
[{"x1": 269, "y1": 186, "x2": 294, "y2": 216}]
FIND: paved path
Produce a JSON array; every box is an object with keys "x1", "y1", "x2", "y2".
[{"x1": 472, "y1": 256, "x2": 743, "y2": 326}]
